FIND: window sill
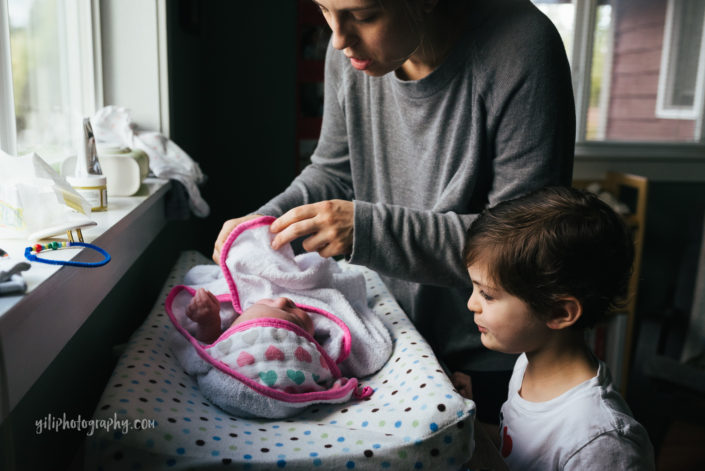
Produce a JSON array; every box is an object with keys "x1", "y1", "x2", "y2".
[
  {"x1": 574, "y1": 142, "x2": 705, "y2": 181},
  {"x1": 0, "y1": 178, "x2": 171, "y2": 422}
]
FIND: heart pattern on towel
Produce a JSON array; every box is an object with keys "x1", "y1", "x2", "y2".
[
  {"x1": 270, "y1": 328, "x2": 287, "y2": 342},
  {"x1": 294, "y1": 346, "x2": 312, "y2": 363},
  {"x1": 287, "y1": 369, "x2": 306, "y2": 385},
  {"x1": 236, "y1": 351, "x2": 255, "y2": 367},
  {"x1": 265, "y1": 345, "x2": 285, "y2": 361},
  {"x1": 258, "y1": 370, "x2": 277, "y2": 386},
  {"x1": 241, "y1": 329, "x2": 259, "y2": 346}
]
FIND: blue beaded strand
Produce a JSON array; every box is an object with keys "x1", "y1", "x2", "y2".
[{"x1": 25, "y1": 241, "x2": 111, "y2": 267}]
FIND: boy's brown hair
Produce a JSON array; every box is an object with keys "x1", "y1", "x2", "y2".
[{"x1": 463, "y1": 186, "x2": 634, "y2": 328}]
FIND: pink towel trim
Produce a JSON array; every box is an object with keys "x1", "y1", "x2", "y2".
[{"x1": 165, "y1": 285, "x2": 358, "y2": 403}]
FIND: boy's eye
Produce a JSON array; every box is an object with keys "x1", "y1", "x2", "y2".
[{"x1": 480, "y1": 290, "x2": 494, "y2": 301}]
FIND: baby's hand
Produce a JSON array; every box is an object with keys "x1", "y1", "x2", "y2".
[
  {"x1": 185, "y1": 288, "x2": 222, "y2": 343},
  {"x1": 451, "y1": 371, "x2": 473, "y2": 400},
  {"x1": 186, "y1": 288, "x2": 220, "y2": 322}
]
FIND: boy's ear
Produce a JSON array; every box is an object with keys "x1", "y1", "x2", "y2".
[{"x1": 546, "y1": 297, "x2": 583, "y2": 330}]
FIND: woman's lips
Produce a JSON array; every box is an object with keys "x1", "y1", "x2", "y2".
[{"x1": 350, "y1": 57, "x2": 372, "y2": 70}]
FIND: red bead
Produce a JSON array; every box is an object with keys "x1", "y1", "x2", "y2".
[{"x1": 34, "y1": 244, "x2": 43, "y2": 253}]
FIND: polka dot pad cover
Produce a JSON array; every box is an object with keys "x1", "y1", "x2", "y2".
[{"x1": 85, "y1": 251, "x2": 476, "y2": 470}]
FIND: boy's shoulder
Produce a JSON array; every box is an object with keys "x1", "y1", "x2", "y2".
[
  {"x1": 558, "y1": 373, "x2": 655, "y2": 470},
  {"x1": 507, "y1": 356, "x2": 643, "y2": 442},
  {"x1": 549, "y1": 360, "x2": 638, "y2": 432},
  {"x1": 503, "y1": 358, "x2": 653, "y2": 469}
]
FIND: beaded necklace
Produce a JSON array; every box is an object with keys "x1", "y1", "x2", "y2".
[{"x1": 25, "y1": 241, "x2": 111, "y2": 267}]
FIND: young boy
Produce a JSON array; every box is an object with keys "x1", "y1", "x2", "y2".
[{"x1": 455, "y1": 186, "x2": 655, "y2": 470}]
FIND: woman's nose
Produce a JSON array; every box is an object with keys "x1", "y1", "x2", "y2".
[{"x1": 329, "y1": 17, "x2": 356, "y2": 50}]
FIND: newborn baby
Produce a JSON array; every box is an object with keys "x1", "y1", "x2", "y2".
[
  {"x1": 166, "y1": 215, "x2": 392, "y2": 418},
  {"x1": 186, "y1": 288, "x2": 314, "y2": 344},
  {"x1": 171, "y1": 284, "x2": 364, "y2": 417}
]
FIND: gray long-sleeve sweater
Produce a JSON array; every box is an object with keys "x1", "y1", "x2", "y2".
[{"x1": 258, "y1": 0, "x2": 575, "y2": 372}]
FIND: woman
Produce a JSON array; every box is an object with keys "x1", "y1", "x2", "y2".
[{"x1": 214, "y1": 0, "x2": 575, "y2": 423}]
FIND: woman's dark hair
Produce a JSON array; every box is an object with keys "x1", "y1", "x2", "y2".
[{"x1": 463, "y1": 186, "x2": 634, "y2": 329}]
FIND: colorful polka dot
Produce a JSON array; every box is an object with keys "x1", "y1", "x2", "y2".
[{"x1": 84, "y1": 253, "x2": 475, "y2": 470}]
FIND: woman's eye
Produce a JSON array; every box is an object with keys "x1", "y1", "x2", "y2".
[{"x1": 353, "y1": 14, "x2": 377, "y2": 23}]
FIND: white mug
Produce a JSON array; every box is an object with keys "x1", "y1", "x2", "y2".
[{"x1": 63, "y1": 146, "x2": 150, "y2": 196}]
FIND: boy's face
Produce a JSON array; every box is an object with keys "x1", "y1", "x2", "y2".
[{"x1": 467, "y1": 263, "x2": 551, "y2": 354}]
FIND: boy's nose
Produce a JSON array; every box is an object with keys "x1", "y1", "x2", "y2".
[{"x1": 467, "y1": 290, "x2": 481, "y2": 313}]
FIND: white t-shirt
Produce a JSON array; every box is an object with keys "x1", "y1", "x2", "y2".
[{"x1": 499, "y1": 353, "x2": 655, "y2": 470}]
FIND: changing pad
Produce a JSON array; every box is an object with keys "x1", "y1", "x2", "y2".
[{"x1": 85, "y1": 251, "x2": 475, "y2": 470}]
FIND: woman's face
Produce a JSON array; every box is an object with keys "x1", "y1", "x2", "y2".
[{"x1": 314, "y1": 0, "x2": 423, "y2": 76}]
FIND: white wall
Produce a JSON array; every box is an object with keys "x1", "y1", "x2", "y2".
[{"x1": 99, "y1": 0, "x2": 169, "y2": 135}]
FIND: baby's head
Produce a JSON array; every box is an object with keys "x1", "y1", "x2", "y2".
[
  {"x1": 463, "y1": 186, "x2": 634, "y2": 330},
  {"x1": 234, "y1": 297, "x2": 315, "y2": 335}
]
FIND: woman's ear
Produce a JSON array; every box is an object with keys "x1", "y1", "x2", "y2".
[{"x1": 546, "y1": 297, "x2": 582, "y2": 330}]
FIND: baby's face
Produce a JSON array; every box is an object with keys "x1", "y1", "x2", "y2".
[{"x1": 234, "y1": 297, "x2": 314, "y2": 335}]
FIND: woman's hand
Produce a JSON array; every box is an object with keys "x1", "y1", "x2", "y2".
[
  {"x1": 212, "y1": 214, "x2": 263, "y2": 264},
  {"x1": 270, "y1": 200, "x2": 354, "y2": 258}
]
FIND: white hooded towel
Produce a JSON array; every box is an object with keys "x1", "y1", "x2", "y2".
[{"x1": 166, "y1": 216, "x2": 392, "y2": 418}]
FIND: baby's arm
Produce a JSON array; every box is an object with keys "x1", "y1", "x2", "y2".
[{"x1": 185, "y1": 288, "x2": 222, "y2": 343}]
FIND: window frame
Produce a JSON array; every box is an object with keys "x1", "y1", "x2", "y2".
[
  {"x1": 572, "y1": 0, "x2": 598, "y2": 143},
  {"x1": 0, "y1": 0, "x2": 17, "y2": 155},
  {"x1": 570, "y1": 0, "x2": 705, "y2": 143},
  {"x1": 655, "y1": 0, "x2": 705, "y2": 122},
  {"x1": 2, "y1": 1, "x2": 704, "y2": 180},
  {"x1": 0, "y1": 0, "x2": 102, "y2": 157},
  {"x1": 561, "y1": 0, "x2": 705, "y2": 173}
]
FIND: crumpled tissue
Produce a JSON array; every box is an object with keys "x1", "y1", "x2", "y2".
[{"x1": 0, "y1": 150, "x2": 94, "y2": 240}]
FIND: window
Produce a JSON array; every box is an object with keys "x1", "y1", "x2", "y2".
[
  {"x1": 656, "y1": 0, "x2": 705, "y2": 120},
  {"x1": 0, "y1": 0, "x2": 100, "y2": 165},
  {"x1": 533, "y1": 0, "x2": 705, "y2": 144}
]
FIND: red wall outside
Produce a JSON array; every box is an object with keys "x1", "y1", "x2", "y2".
[{"x1": 606, "y1": 0, "x2": 695, "y2": 141}]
